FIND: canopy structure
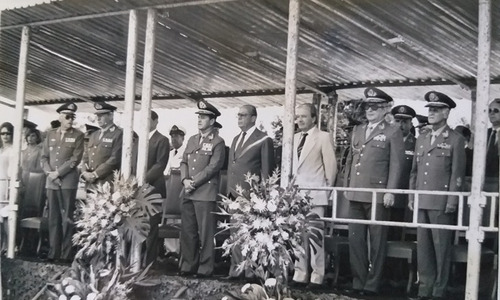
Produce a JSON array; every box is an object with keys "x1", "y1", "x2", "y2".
[
  {"x1": 0, "y1": 0, "x2": 499, "y2": 112},
  {"x1": 0, "y1": 1, "x2": 498, "y2": 299}
]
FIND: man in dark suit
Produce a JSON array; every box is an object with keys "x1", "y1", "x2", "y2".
[
  {"x1": 344, "y1": 87, "x2": 405, "y2": 296},
  {"x1": 81, "y1": 101, "x2": 123, "y2": 187},
  {"x1": 226, "y1": 104, "x2": 275, "y2": 279},
  {"x1": 179, "y1": 100, "x2": 226, "y2": 277},
  {"x1": 292, "y1": 103, "x2": 337, "y2": 287},
  {"x1": 41, "y1": 102, "x2": 84, "y2": 262},
  {"x1": 409, "y1": 91, "x2": 466, "y2": 299},
  {"x1": 485, "y1": 98, "x2": 500, "y2": 191},
  {"x1": 143, "y1": 110, "x2": 170, "y2": 265}
]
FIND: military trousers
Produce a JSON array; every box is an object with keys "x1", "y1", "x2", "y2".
[
  {"x1": 348, "y1": 201, "x2": 389, "y2": 293},
  {"x1": 179, "y1": 198, "x2": 216, "y2": 276},
  {"x1": 47, "y1": 188, "x2": 77, "y2": 260}
]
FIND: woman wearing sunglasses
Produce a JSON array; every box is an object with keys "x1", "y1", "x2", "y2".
[{"x1": 0, "y1": 122, "x2": 14, "y2": 252}]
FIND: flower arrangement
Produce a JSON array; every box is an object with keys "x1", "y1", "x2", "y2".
[
  {"x1": 219, "y1": 171, "x2": 315, "y2": 299},
  {"x1": 46, "y1": 172, "x2": 162, "y2": 300}
]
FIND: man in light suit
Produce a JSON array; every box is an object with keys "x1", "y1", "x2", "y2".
[
  {"x1": 143, "y1": 110, "x2": 170, "y2": 265},
  {"x1": 179, "y1": 100, "x2": 226, "y2": 277},
  {"x1": 41, "y1": 102, "x2": 84, "y2": 262},
  {"x1": 344, "y1": 87, "x2": 405, "y2": 296},
  {"x1": 226, "y1": 104, "x2": 275, "y2": 279},
  {"x1": 409, "y1": 91, "x2": 466, "y2": 299},
  {"x1": 81, "y1": 101, "x2": 123, "y2": 187},
  {"x1": 291, "y1": 103, "x2": 337, "y2": 287}
]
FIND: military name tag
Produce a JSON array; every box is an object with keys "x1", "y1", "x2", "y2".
[
  {"x1": 65, "y1": 138, "x2": 76, "y2": 143},
  {"x1": 103, "y1": 138, "x2": 113, "y2": 143},
  {"x1": 202, "y1": 143, "x2": 213, "y2": 151}
]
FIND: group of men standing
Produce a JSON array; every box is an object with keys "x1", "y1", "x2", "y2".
[
  {"x1": 36, "y1": 87, "x2": 495, "y2": 300},
  {"x1": 343, "y1": 87, "x2": 466, "y2": 299}
]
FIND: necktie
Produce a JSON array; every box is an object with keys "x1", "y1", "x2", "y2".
[
  {"x1": 236, "y1": 131, "x2": 247, "y2": 153},
  {"x1": 365, "y1": 125, "x2": 374, "y2": 139},
  {"x1": 488, "y1": 129, "x2": 497, "y2": 150},
  {"x1": 431, "y1": 132, "x2": 438, "y2": 144},
  {"x1": 297, "y1": 133, "x2": 308, "y2": 159}
]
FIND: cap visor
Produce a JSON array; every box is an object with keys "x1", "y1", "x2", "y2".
[
  {"x1": 364, "y1": 97, "x2": 387, "y2": 103},
  {"x1": 94, "y1": 110, "x2": 112, "y2": 114},
  {"x1": 425, "y1": 103, "x2": 449, "y2": 108},
  {"x1": 195, "y1": 109, "x2": 215, "y2": 115}
]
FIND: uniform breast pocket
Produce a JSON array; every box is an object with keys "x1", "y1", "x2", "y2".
[
  {"x1": 437, "y1": 149, "x2": 451, "y2": 157},
  {"x1": 101, "y1": 143, "x2": 113, "y2": 154},
  {"x1": 200, "y1": 150, "x2": 212, "y2": 156},
  {"x1": 370, "y1": 141, "x2": 386, "y2": 149}
]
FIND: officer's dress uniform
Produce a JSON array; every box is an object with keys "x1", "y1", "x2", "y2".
[
  {"x1": 180, "y1": 129, "x2": 226, "y2": 276},
  {"x1": 41, "y1": 126, "x2": 84, "y2": 260},
  {"x1": 83, "y1": 124, "x2": 123, "y2": 186},
  {"x1": 410, "y1": 126, "x2": 465, "y2": 298},
  {"x1": 344, "y1": 119, "x2": 405, "y2": 292}
]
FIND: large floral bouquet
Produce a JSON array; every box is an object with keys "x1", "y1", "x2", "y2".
[
  {"x1": 219, "y1": 171, "x2": 314, "y2": 297},
  {"x1": 46, "y1": 172, "x2": 162, "y2": 300}
]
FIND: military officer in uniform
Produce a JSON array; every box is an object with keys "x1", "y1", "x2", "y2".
[
  {"x1": 409, "y1": 91, "x2": 466, "y2": 299},
  {"x1": 344, "y1": 87, "x2": 405, "y2": 296},
  {"x1": 81, "y1": 101, "x2": 123, "y2": 187},
  {"x1": 41, "y1": 102, "x2": 84, "y2": 261},
  {"x1": 179, "y1": 100, "x2": 226, "y2": 277},
  {"x1": 390, "y1": 105, "x2": 417, "y2": 218}
]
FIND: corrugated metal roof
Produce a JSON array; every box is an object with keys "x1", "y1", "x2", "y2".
[{"x1": 0, "y1": 0, "x2": 499, "y2": 111}]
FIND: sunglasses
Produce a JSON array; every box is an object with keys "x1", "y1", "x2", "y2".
[
  {"x1": 363, "y1": 103, "x2": 385, "y2": 111},
  {"x1": 64, "y1": 114, "x2": 76, "y2": 120},
  {"x1": 0, "y1": 132, "x2": 12, "y2": 136},
  {"x1": 489, "y1": 108, "x2": 500, "y2": 114}
]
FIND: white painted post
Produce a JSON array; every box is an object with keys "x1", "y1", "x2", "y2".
[
  {"x1": 131, "y1": 8, "x2": 157, "y2": 272},
  {"x1": 465, "y1": 0, "x2": 491, "y2": 298},
  {"x1": 7, "y1": 26, "x2": 30, "y2": 258},
  {"x1": 281, "y1": 0, "x2": 301, "y2": 188},
  {"x1": 121, "y1": 9, "x2": 138, "y2": 180}
]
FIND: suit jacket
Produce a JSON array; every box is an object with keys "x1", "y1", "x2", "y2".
[
  {"x1": 485, "y1": 128, "x2": 499, "y2": 178},
  {"x1": 41, "y1": 127, "x2": 85, "y2": 190},
  {"x1": 409, "y1": 125, "x2": 466, "y2": 210},
  {"x1": 227, "y1": 129, "x2": 275, "y2": 196},
  {"x1": 180, "y1": 130, "x2": 226, "y2": 201},
  {"x1": 292, "y1": 127, "x2": 337, "y2": 206},
  {"x1": 394, "y1": 133, "x2": 416, "y2": 208},
  {"x1": 344, "y1": 120, "x2": 405, "y2": 203},
  {"x1": 145, "y1": 131, "x2": 170, "y2": 198},
  {"x1": 83, "y1": 124, "x2": 123, "y2": 184}
]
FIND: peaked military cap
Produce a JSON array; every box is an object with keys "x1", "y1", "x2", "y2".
[
  {"x1": 214, "y1": 121, "x2": 223, "y2": 129},
  {"x1": 415, "y1": 114, "x2": 429, "y2": 128},
  {"x1": 23, "y1": 119, "x2": 38, "y2": 129},
  {"x1": 169, "y1": 125, "x2": 186, "y2": 136},
  {"x1": 94, "y1": 101, "x2": 117, "y2": 114},
  {"x1": 56, "y1": 102, "x2": 78, "y2": 113},
  {"x1": 391, "y1": 105, "x2": 416, "y2": 119},
  {"x1": 195, "y1": 99, "x2": 221, "y2": 117},
  {"x1": 424, "y1": 91, "x2": 456, "y2": 108},
  {"x1": 363, "y1": 87, "x2": 393, "y2": 103}
]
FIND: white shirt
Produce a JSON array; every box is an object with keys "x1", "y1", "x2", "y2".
[
  {"x1": 235, "y1": 125, "x2": 257, "y2": 149},
  {"x1": 164, "y1": 144, "x2": 186, "y2": 175}
]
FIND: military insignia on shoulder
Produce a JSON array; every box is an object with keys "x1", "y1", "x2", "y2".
[
  {"x1": 437, "y1": 143, "x2": 451, "y2": 149},
  {"x1": 443, "y1": 130, "x2": 449, "y2": 138},
  {"x1": 110, "y1": 126, "x2": 115, "y2": 132},
  {"x1": 379, "y1": 123, "x2": 385, "y2": 130},
  {"x1": 373, "y1": 134, "x2": 386, "y2": 142},
  {"x1": 367, "y1": 89, "x2": 376, "y2": 97}
]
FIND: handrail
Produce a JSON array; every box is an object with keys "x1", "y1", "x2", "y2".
[{"x1": 297, "y1": 186, "x2": 499, "y2": 233}]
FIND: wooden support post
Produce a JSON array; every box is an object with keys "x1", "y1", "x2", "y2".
[
  {"x1": 132, "y1": 8, "x2": 157, "y2": 272},
  {"x1": 121, "y1": 9, "x2": 138, "y2": 180},
  {"x1": 7, "y1": 26, "x2": 30, "y2": 258},
  {"x1": 281, "y1": 0, "x2": 301, "y2": 188},
  {"x1": 465, "y1": 0, "x2": 491, "y2": 298}
]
